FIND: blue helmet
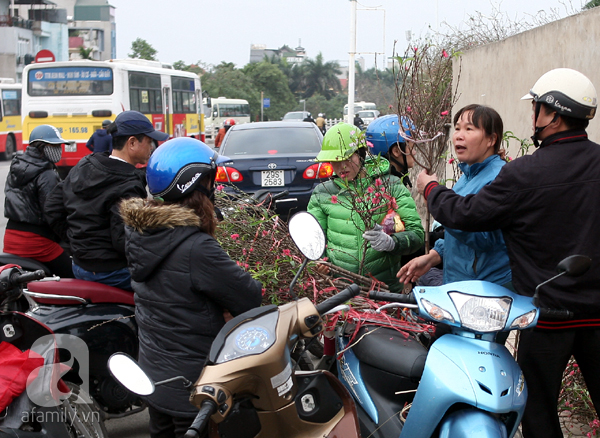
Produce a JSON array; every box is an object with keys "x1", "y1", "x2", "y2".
[
  {"x1": 365, "y1": 115, "x2": 413, "y2": 156},
  {"x1": 29, "y1": 125, "x2": 70, "y2": 145},
  {"x1": 147, "y1": 137, "x2": 230, "y2": 202}
]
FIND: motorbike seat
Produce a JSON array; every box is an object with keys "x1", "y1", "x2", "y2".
[
  {"x1": 0, "y1": 253, "x2": 52, "y2": 276},
  {"x1": 27, "y1": 278, "x2": 135, "y2": 306},
  {"x1": 351, "y1": 325, "x2": 426, "y2": 382}
]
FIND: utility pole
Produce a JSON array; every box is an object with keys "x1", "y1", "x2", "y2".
[
  {"x1": 261, "y1": 91, "x2": 264, "y2": 121},
  {"x1": 347, "y1": 0, "x2": 357, "y2": 124}
]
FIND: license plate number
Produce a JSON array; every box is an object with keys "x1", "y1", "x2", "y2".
[
  {"x1": 64, "y1": 143, "x2": 77, "y2": 153},
  {"x1": 261, "y1": 170, "x2": 284, "y2": 187}
]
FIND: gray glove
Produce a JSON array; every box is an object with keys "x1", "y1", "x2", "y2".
[{"x1": 362, "y1": 224, "x2": 395, "y2": 252}]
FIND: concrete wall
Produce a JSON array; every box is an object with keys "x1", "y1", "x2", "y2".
[{"x1": 452, "y1": 7, "x2": 600, "y2": 157}]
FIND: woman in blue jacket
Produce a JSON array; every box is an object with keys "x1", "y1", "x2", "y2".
[{"x1": 398, "y1": 104, "x2": 511, "y2": 288}]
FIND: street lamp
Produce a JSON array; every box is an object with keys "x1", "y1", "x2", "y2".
[{"x1": 299, "y1": 99, "x2": 306, "y2": 113}]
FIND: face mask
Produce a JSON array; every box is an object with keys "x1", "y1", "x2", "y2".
[{"x1": 43, "y1": 145, "x2": 63, "y2": 163}]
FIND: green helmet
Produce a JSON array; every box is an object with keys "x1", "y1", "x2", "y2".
[{"x1": 316, "y1": 122, "x2": 366, "y2": 162}]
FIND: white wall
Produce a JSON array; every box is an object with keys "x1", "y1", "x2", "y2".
[{"x1": 452, "y1": 7, "x2": 600, "y2": 157}]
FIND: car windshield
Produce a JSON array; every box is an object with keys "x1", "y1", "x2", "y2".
[
  {"x1": 223, "y1": 127, "x2": 320, "y2": 156},
  {"x1": 283, "y1": 112, "x2": 304, "y2": 120},
  {"x1": 359, "y1": 111, "x2": 376, "y2": 118}
]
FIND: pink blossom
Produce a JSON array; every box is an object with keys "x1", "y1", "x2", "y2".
[
  {"x1": 331, "y1": 195, "x2": 338, "y2": 204},
  {"x1": 262, "y1": 230, "x2": 269, "y2": 237},
  {"x1": 282, "y1": 249, "x2": 291, "y2": 257},
  {"x1": 413, "y1": 47, "x2": 418, "y2": 53},
  {"x1": 406, "y1": 106, "x2": 412, "y2": 112},
  {"x1": 231, "y1": 234, "x2": 240, "y2": 240},
  {"x1": 249, "y1": 247, "x2": 254, "y2": 252},
  {"x1": 448, "y1": 158, "x2": 455, "y2": 164},
  {"x1": 441, "y1": 110, "x2": 449, "y2": 116},
  {"x1": 242, "y1": 248, "x2": 247, "y2": 256},
  {"x1": 216, "y1": 184, "x2": 224, "y2": 191},
  {"x1": 367, "y1": 186, "x2": 375, "y2": 194},
  {"x1": 390, "y1": 198, "x2": 398, "y2": 210},
  {"x1": 442, "y1": 49, "x2": 449, "y2": 58},
  {"x1": 388, "y1": 104, "x2": 393, "y2": 109},
  {"x1": 374, "y1": 178, "x2": 383, "y2": 187},
  {"x1": 367, "y1": 141, "x2": 374, "y2": 148},
  {"x1": 261, "y1": 288, "x2": 266, "y2": 296}
]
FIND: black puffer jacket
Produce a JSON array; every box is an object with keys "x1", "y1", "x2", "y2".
[
  {"x1": 45, "y1": 153, "x2": 146, "y2": 272},
  {"x1": 4, "y1": 146, "x2": 60, "y2": 239},
  {"x1": 121, "y1": 198, "x2": 263, "y2": 416}
]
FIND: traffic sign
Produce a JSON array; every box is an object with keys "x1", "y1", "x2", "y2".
[
  {"x1": 35, "y1": 49, "x2": 55, "y2": 63},
  {"x1": 263, "y1": 98, "x2": 270, "y2": 108}
]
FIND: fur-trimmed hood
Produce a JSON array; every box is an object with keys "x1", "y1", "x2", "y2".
[
  {"x1": 120, "y1": 197, "x2": 201, "y2": 232},
  {"x1": 121, "y1": 197, "x2": 203, "y2": 282}
]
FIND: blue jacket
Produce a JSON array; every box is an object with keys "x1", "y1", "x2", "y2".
[
  {"x1": 86, "y1": 129, "x2": 112, "y2": 153},
  {"x1": 433, "y1": 154, "x2": 511, "y2": 285}
]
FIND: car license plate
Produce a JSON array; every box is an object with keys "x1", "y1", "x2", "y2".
[
  {"x1": 65, "y1": 143, "x2": 77, "y2": 153},
  {"x1": 261, "y1": 170, "x2": 284, "y2": 187}
]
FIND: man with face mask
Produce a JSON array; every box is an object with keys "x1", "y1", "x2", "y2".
[{"x1": 3, "y1": 125, "x2": 74, "y2": 277}]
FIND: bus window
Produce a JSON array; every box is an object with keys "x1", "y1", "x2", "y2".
[
  {"x1": 2, "y1": 90, "x2": 21, "y2": 116},
  {"x1": 218, "y1": 103, "x2": 249, "y2": 117},
  {"x1": 129, "y1": 72, "x2": 162, "y2": 114},
  {"x1": 28, "y1": 66, "x2": 113, "y2": 96},
  {"x1": 172, "y1": 77, "x2": 196, "y2": 114}
]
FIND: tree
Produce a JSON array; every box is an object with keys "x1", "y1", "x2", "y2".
[
  {"x1": 128, "y1": 38, "x2": 157, "y2": 61},
  {"x1": 242, "y1": 62, "x2": 295, "y2": 120},
  {"x1": 202, "y1": 66, "x2": 260, "y2": 120},
  {"x1": 583, "y1": 0, "x2": 600, "y2": 8},
  {"x1": 301, "y1": 53, "x2": 342, "y2": 99},
  {"x1": 78, "y1": 46, "x2": 93, "y2": 60}
]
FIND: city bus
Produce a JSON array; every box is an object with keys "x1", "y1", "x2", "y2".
[
  {"x1": 21, "y1": 59, "x2": 204, "y2": 171},
  {"x1": 203, "y1": 97, "x2": 250, "y2": 139},
  {"x1": 0, "y1": 79, "x2": 22, "y2": 160}
]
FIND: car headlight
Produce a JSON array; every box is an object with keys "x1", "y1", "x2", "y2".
[
  {"x1": 509, "y1": 309, "x2": 537, "y2": 329},
  {"x1": 216, "y1": 311, "x2": 279, "y2": 364},
  {"x1": 421, "y1": 298, "x2": 455, "y2": 324},
  {"x1": 449, "y1": 292, "x2": 511, "y2": 332}
]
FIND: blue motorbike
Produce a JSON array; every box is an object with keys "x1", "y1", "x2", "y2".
[{"x1": 333, "y1": 255, "x2": 590, "y2": 438}]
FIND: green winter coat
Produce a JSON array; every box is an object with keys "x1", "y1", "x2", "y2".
[{"x1": 307, "y1": 157, "x2": 424, "y2": 293}]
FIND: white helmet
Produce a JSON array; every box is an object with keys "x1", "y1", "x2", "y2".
[
  {"x1": 318, "y1": 113, "x2": 324, "y2": 117},
  {"x1": 522, "y1": 68, "x2": 597, "y2": 120}
]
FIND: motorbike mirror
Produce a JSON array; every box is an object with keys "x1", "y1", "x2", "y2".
[
  {"x1": 288, "y1": 211, "x2": 325, "y2": 261},
  {"x1": 556, "y1": 255, "x2": 592, "y2": 277},
  {"x1": 108, "y1": 353, "x2": 155, "y2": 396}
]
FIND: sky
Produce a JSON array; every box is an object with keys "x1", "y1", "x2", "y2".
[{"x1": 108, "y1": 0, "x2": 584, "y2": 70}]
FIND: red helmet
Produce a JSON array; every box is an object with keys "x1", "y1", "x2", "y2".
[{"x1": 224, "y1": 119, "x2": 236, "y2": 127}]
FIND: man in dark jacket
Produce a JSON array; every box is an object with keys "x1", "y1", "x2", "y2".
[
  {"x1": 3, "y1": 125, "x2": 74, "y2": 278},
  {"x1": 45, "y1": 111, "x2": 169, "y2": 290},
  {"x1": 85, "y1": 119, "x2": 113, "y2": 153},
  {"x1": 415, "y1": 68, "x2": 600, "y2": 438}
]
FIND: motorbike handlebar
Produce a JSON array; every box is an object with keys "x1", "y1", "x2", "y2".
[
  {"x1": 184, "y1": 399, "x2": 218, "y2": 438},
  {"x1": 368, "y1": 290, "x2": 417, "y2": 305},
  {"x1": 539, "y1": 308, "x2": 574, "y2": 320},
  {"x1": 315, "y1": 284, "x2": 361, "y2": 315},
  {"x1": 12, "y1": 269, "x2": 46, "y2": 285}
]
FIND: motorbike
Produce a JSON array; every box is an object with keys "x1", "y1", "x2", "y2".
[
  {"x1": 0, "y1": 251, "x2": 141, "y2": 418},
  {"x1": 108, "y1": 211, "x2": 363, "y2": 438},
  {"x1": 0, "y1": 264, "x2": 108, "y2": 438},
  {"x1": 331, "y1": 254, "x2": 591, "y2": 438}
]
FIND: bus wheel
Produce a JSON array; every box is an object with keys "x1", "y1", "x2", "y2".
[{"x1": 1, "y1": 134, "x2": 15, "y2": 161}]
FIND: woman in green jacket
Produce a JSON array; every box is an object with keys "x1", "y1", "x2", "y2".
[{"x1": 307, "y1": 122, "x2": 424, "y2": 293}]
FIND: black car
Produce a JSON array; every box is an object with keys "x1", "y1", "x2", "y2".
[{"x1": 216, "y1": 121, "x2": 331, "y2": 217}]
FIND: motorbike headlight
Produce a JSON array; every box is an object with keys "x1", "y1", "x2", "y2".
[
  {"x1": 216, "y1": 311, "x2": 278, "y2": 364},
  {"x1": 449, "y1": 292, "x2": 511, "y2": 332},
  {"x1": 510, "y1": 310, "x2": 537, "y2": 329},
  {"x1": 421, "y1": 298, "x2": 455, "y2": 324}
]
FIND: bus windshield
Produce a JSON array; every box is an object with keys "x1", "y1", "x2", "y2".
[
  {"x1": 1, "y1": 89, "x2": 21, "y2": 116},
  {"x1": 27, "y1": 66, "x2": 113, "y2": 96},
  {"x1": 217, "y1": 103, "x2": 250, "y2": 118}
]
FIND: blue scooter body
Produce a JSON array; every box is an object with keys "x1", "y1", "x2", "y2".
[{"x1": 336, "y1": 280, "x2": 538, "y2": 438}]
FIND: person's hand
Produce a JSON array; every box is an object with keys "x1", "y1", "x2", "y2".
[
  {"x1": 315, "y1": 262, "x2": 330, "y2": 275},
  {"x1": 363, "y1": 224, "x2": 395, "y2": 252},
  {"x1": 416, "y1": 170, "x2": 439, "y2": 196},
  {"x1": 223, "y1": 310, "x2": 233, "y2": 322},
  {"x1": 397, "y1": 252, "x2": 440, "y2": 284}
]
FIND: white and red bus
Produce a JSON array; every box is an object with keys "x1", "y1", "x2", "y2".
[
  {"x1": 0, "y1": 79, "x2": 22, "y2": 161},
  {"x1": 21, "y1": 59, "x2": 204, "y2": 171}
]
